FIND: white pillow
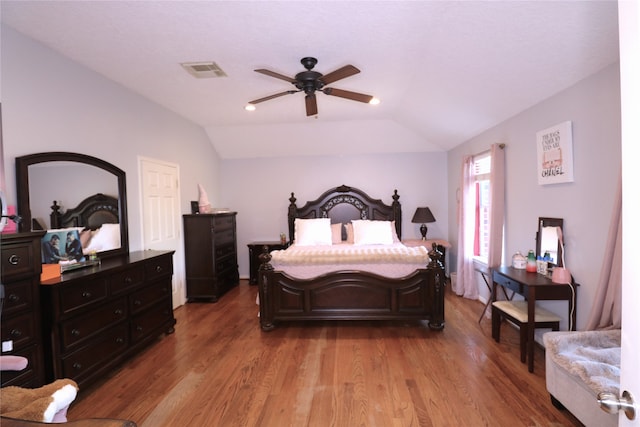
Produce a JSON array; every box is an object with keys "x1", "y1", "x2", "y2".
[
  {"x1": 331, "y1": 223, "x2": 343, "y2": 244},
  {"x1": 294, "y1": 218, "x2": 332, "y2": 246},
  {"x1": 83, "y1": 223, "x2": 121, "y2": 252},
  {"x1": 352, "y1": 220, "x2": 394, "y2": 245}
]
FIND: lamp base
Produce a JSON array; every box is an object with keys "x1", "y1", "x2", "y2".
[{"x1": 420, "y1": 224, "x2": 428, "y2": 240}]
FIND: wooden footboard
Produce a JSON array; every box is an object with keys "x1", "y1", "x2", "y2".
[{"x1": 258, "y1": 246, "x2": 446, "y2": 331}]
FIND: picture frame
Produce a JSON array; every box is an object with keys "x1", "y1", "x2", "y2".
[
  {"x1": 536, "y1": 121, "x2": 574, "y2": 185},
  {"x1": 41, "y1": 228, "x2": 85, "y2": 264}
]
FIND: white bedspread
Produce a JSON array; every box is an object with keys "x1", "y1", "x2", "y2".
[{"x1": 268, "y1": 243, "x2": 430, "y2": 279}]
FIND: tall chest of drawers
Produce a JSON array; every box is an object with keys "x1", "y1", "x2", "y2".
[
  {"x1": 1, "y1": 231, "x2": 46, "y2": 387},
  {"x1": 183, "y1": 212, "x2": 239, "y2": 302},
  {"x1": 39, "y1": 250, "x2": 176, "y2": 389}
]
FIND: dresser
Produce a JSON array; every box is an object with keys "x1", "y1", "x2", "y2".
[
  {"x1": 39, "y1": 250, "x2": 176, "y2": 389},
  {"x1": 183, "y1": 213, "x2": 239, "y2": 301},
  {"x1": 1, "y1": 231, "x2": 46, "y2": 387}
]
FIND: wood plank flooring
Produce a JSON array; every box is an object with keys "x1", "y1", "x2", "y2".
[{"x1": 68, "y1": 281, "x2": 582, "y2": 426}]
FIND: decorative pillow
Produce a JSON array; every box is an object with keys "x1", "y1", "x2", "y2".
[
  {"x1": 346, "y1": 221, "x2": 398, "y2": 244},
  {"x1": 83, "y1": 223, "x2": 121, "y2": 253},
  {"x1": 294, "y1": 218, "x2": 332, "y2": 246},
  {"x1": 352, "y1": 220, "x2": 394, "y2": 245},
  {"x1": 331, "y1": 223, "x2": 343, "y2": 244}
]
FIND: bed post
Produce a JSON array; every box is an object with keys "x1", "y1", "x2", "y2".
[
  {"x1": 287, "y1": 192, "x2": 298, "y2": 243},
  {"x1": 427, "y1": 243, "x2": 445, "y2": 330},
  {"x1": 391, "y1": 189, "x2": 402, "y2": 240},
  {"x1": 258, "y1": 246, "x2": 276, "y2": 331}
]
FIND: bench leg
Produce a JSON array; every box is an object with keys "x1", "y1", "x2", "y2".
[
  {"x1": 491, "y1": 304, "x2": 501, "y2": 342},
  {"x1": 519, "y1": 324, "x2": 527, "y2": 364}
]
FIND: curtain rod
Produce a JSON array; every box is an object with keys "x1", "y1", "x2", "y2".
[{"x1": 474, "y1": 143, "x2": 506, "y2": 158}]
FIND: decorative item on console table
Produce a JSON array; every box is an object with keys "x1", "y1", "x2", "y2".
[
  {"x1": 248, "y1": 241, "x2": 289, "y2": 285},
  {"x1": 183, "y1": 212, "x2": 239, "y2": 301},
  {"x1": 38, "y1": 250, "x2": 176, "y2": 389},
  {"x1": 1, "y1": 231, "x2": 47, "y2": 388}
]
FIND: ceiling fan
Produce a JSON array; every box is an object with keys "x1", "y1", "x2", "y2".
[{"x1": 248, "y1": 57, "x2": 375, "y2": 116}]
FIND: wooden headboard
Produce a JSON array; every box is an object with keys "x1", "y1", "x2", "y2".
[
  {"x1": 287, "y1": 184, "x2": 402, "y2": 242},
  {"x1": 50, "y1": 193, "x2": 119, "y2": 229}
]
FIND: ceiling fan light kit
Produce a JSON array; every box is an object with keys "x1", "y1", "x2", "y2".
[{"x1": 248, "y1": 57, "x2": 377, "y2": 116}]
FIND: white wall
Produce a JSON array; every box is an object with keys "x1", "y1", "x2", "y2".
[
  {"x1": 447, "y1": 63, "x2": 621, "y2": 330},
  {"x1": 1, "y1": 25, "x2": 221, "y2": 254},
  {"x1": 220, "y1": 152, "x2": 448, "y2": 278}
]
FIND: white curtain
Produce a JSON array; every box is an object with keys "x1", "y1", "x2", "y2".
[
  {"x1": 487, "y1": 144, "x2": 505, "y2": 270},
  {"x1": 585, "y1": 175, "x2": 622, "y2": 330},
  {"x1": 454, "y1": 144, "x2": 505, "y2": 300},
  {"x1": 454, "y1": 156, "x2": 478, "y2": 299}
]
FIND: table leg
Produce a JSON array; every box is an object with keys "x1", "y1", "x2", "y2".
[{"x1": 527, "y1": 296, "x2": 536, "y2": 373}]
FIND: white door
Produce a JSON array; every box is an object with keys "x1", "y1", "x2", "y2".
[
  {"x1": 139, "y1": 157, "x2": 185, "y2": 308},
  {"x1": 618, "y1": 1, "x2": 639, "y2": 425}
]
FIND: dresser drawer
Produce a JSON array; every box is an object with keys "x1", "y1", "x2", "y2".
[
  {"x1": 215, "y1": 255, "x2": 238, "y2": 274},
  {"x1": 131, "y1": 302, "x2": 173, "y2": 343},
  {"x1": 129, "y1": 281, "x2": 172, "y2": 314},
  {"x1": 145, "y1": 255, "x2": 173, "y2": 281},
  {"x1": 1, "y1": 311, "x2": 37, "y2": 350},
  {"x1": 59, "y1": 278, "x2": 108, "y2": 315},
  {"x1": 1, "y1": 242, "x2": 37, "y2": 280},
  {"x1": 214, "y1": 215, "x2": 235, "y2": 230},
  {"x1": 492, "y1": 271, "x2": 523, "y2": 293},
  {"x1": 0, "y1": 344, "x2": 42, "y2": 387},
  {"x1": 109, "y1": 265, "x2": 144, "y2": 294},
  {"x1": 61, "y1": 298, "x2": 127, "y2": 350},
  {"x1": 214, "y1": 228, "x2": 235, "y2": 246},
  {"x1": 61, "y1": 323, "x2": 128, "y2": 382},
  {"x1": 1, "y1": 278, "x2": 34, "y2": 316},
  {"x1": 214, "y1": 243, "x2": 236, "y2": 260}
]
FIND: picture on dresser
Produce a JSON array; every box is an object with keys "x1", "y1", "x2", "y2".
[{"x1": 41, "y1": 228, "x2": 85, "y2": 264}]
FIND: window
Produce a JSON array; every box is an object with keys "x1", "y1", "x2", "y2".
[{"x1": 472, "y1": 152, "x2": 491, "y2": 260}]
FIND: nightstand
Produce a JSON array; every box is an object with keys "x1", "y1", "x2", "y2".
[{"x1": 247, "y1": 241, "x2": 289, "y2": 285}]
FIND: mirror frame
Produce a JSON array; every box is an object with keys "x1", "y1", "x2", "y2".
[
  {"x1": 15, "y1": 152, "x2": 129, "y2": 259},
  {"x1": 536, "y1": 217, "x2": 563, "y2": 267}
]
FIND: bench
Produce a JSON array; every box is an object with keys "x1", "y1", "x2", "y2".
[{"x1": 492, "y1": 300, "x2": 561, "y2": 364}]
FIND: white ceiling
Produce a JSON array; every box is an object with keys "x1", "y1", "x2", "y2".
[{"x1": 1, "y1": 1, "x2": 619, "y2": 158}]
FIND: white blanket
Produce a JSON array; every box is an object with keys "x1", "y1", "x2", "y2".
[{"x1": 270, "y1": 242, "x2": 430, "y2": 266}]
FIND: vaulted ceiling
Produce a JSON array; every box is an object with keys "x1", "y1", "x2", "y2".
[{"x1": 1, "y1": 1, "x2": 619, "y2": 158}]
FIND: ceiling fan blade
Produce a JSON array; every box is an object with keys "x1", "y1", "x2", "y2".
[
  {"x1": 318, "y1": 65, "x2": 360, "y2": 85},
  {"x1": 254, "y1": 69, "x2": 296, "y2": 83},
  {"x1": 305, "y1": 94, "x2": 318, "y2": 116},
  {"x1": 248, "y1": 90, "x2": 298, "y2": 104},
  {"x1": 323, "y1": 87, "x2": 373, "y2": 104}
]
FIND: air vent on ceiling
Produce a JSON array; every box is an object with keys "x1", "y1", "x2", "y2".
[{"x1": 181, "y1": 61, "x2": 227, "y2": 78}]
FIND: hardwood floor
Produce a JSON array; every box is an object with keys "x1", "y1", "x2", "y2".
[{"x1": 68, "y1": 281, "x2": 582, "y2": 426}]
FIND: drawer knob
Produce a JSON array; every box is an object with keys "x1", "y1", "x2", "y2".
[
  {"x1": 136, "y1": 326, "x2": 143, "y2": 332},
  {"x1": 134, "y1": 299, "x2": 141, "y2": 306},
  {"x1": 8, "y1": 254, "x2": 20, "y2": 265},
  {"x1": 116, "y1": 337, "x2": 124, "y2": 344},
  {"x1": 82, "y1": 291, "x2": 92, "y2": 298},
  {"x1": 156, "y1": 265, "x2": 163, "y2": 273},
  {"x1": 114, "y1": 308, "x2": 123, "y2": 315},
  {"x1": 71, "y1": 329, "x2": 80, "y2": 336},
  {"x1": 10, "y1": 329, "x2": 22, "y2": 338},
  {"x1": 124, "y1": 277, "x2": 133, "y2": 284},
  {"x1": 8, "y1": 293, "x2": 19, "y2": 302},
  {"x1": 73, "y1": 362, "x2": 82, "y2": 370}
]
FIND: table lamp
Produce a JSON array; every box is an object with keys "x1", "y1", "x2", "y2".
[{"x1": 412, "y1": 207, "x2": 435, "y2": 240}]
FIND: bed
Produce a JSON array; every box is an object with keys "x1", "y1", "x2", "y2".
[{"x1": 257, "y1": 184, "x2": 446, "y2": 331}]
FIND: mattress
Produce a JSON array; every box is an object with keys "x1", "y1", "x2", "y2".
[{"x1": 268, "y1": 242, "x2": 430, "y2": 279}]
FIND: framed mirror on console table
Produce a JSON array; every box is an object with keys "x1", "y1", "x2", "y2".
[{"x1": 14, "y1": 152, "x2": 177, "y2": 389}]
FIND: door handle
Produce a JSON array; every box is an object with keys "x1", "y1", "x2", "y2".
[{"x1": 598, "y1": 390, "x2": 636, "y2": 420}]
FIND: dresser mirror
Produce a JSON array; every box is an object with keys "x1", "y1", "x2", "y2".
[
  {"x1": 15, "y1": 152, "x2": 129, "y2": 259},
  {"x1": 536, "y1": 217, "x2": 563, "y2": 267}
]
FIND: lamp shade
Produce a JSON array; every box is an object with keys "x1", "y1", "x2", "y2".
[{"x1": 412, "y1": 207, "x2": 435, "y2": 224}]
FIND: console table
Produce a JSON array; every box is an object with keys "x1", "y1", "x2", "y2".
[{"x1": 492, "y1": 266, "x2": 577, "y2": 372}]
